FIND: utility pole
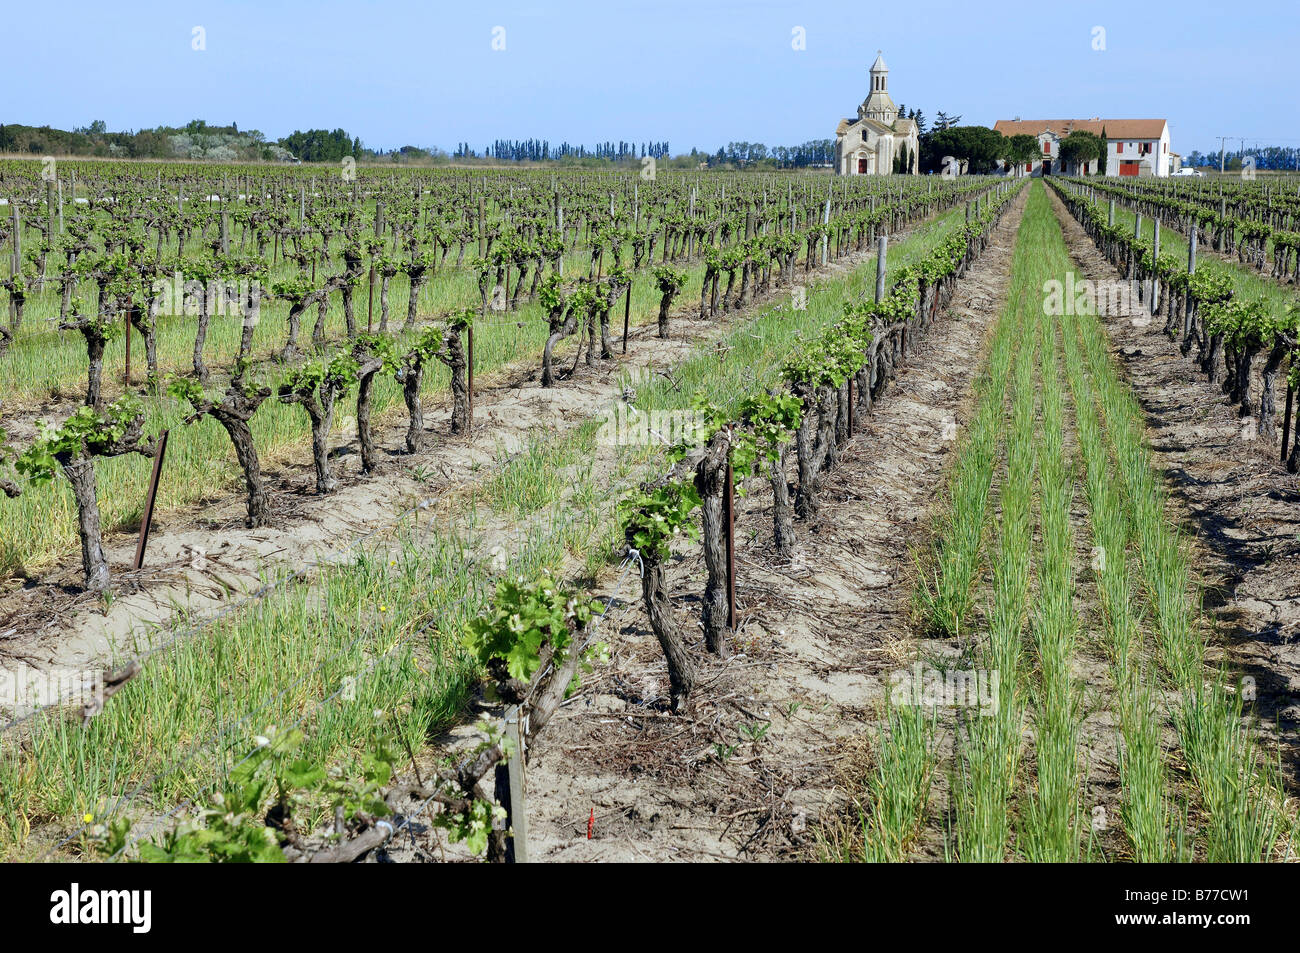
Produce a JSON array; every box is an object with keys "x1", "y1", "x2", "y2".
[{"x1": 1218, "y1": 136, "x2": 1231, "y2": 175}]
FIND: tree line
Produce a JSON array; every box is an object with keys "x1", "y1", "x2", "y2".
[
  {"x1": 1184, "y1": 146, "x2": 1300, "y2": 171},
  {"x1": 466, "y1": 140, "x2": 672, "y2": 161},
  {"x1": 1, "y1": 114, "x2": 1150, "y2": 176}
]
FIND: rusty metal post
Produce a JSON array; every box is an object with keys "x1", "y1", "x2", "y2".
[
  {"x1": 622, "y1": 280, "x2": 632, "y2": 353},
  {"x1": 133, "y1": 429, "x2": 170, "y2": 570}
]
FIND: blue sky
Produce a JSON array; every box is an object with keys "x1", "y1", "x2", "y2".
[{"x1": 3, "y1": 0, "x2": 1296, "y2": 156}]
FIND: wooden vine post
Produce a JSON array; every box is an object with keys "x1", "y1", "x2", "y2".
[
  {"x1": 1151, "y1": 218, "x2": 1161, "y2": 312},
  {"x1": 1182, "y1": 225, "x2": 1197, "y2": 346},
  {"x1": 368, "y1": 200, "x2": 384, "y2": 332},
  {"x1": 9, "y1": 205, "x2": 19, "y2": 325},
  {"x1": 821, "y1": 196, "x2": 831, "y2": 266},
  {"x1": 875, "y1": 234, "x2": 888, "y2": 303},
  {"x1": 478, "y1": 195, "x2": 486, "y2": 257},
  {"x1": 46, "y1": 180, "x2": 56, "y2": 254},
  {"x1": 493, "y1": 705, "x2": 529, "y2": 863},
  {"x1": 847, "y1": 378, "x2": 854, "y2": 436},
  {"x1": 466, "y1": 321, "x2": 474, "y2": 434},
  {"x1": 1283, "y1": 383, "x2": 1294, "y2": 464},
  {"x1": 725, "y1": 459, "x2": 736, "y2": 631}
]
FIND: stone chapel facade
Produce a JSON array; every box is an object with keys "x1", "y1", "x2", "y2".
[{"x1": 834, "y1": 52, "x2": 919, "y2": 175}]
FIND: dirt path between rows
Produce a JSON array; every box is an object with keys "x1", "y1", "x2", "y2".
[
  {"x1": 0, "y1": 240, "x2": 898, "y2": 694},
  {"x1": 451, "y1": 187, "x2": 1032, "y2": 863},
  {"x1": 1048, "y1": 186, "x2": 1300, "y2": 793}
]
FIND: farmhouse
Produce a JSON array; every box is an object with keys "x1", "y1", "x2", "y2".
[
  {"x1": 833, "y1": 52, "x2": 920, "y2": 175},
  {"x1": 992, "y1": 118, "x2": 1173, "y2": 177}
]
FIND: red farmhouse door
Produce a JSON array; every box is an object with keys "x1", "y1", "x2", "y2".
[
  {"x1": 858, "y1": 157, "x2": 868, "y2": 174},
  {"x1": 1119, "y1": 161, "x2": 1139, "y2": 176}
]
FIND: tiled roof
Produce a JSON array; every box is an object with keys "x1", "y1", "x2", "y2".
[{"x1": 992, "y1": 118, "x2": 1167, "y2": 139}]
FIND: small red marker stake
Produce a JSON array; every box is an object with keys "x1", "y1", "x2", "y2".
[{"x1": 587, "y1": 808, "x2": 595, "y2": 840}]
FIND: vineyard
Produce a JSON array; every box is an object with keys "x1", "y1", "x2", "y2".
[{"x1": 0, "y1": 158, "x2": 1296, "y2": 864}]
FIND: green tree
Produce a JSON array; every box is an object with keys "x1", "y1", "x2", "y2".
[
  {"x1": 1060, "y1": 130, "x2": 1105, "y2": 175},
  {"x1": 1003, "y1": 133, "x2": 1039, "y2": 175},
  {"x1": 921, "y1": 125, "x2": 1003, "y2": 174}
]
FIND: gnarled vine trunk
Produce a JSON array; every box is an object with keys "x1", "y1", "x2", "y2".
[
  {"x1": 639, "y1": 557, "x2": 697, "y2": 712},
  {"x1": 1258, "y1": 343, "x2": 1287, "y2": 441},
  {"x1": 542, "y1": 306, "x2": 577, "y2": 387},
  {"x1": 695, "y1": 429, "x2": 732, "y2": 657},
  {"x1": 769, "y1": 443, "x2": 795, "y2": 558},
  {"x1": 402, "y1": 364, "x2": 425, "y2": 452},
  {"x1": 210, "y1": 388, "x2": 272, "y2": 527},
  {"x1": 439, "y1": 326, "x2": 470, "y2": 434},
  {"x1": 355, "y1": 357, "x2": 383, "y2": 473},
  {"x1": 62, "y1": 454, "x2": 110, "y2": 593},
  {"x1": 193, "y1": 284, "x2": 212, "y2": 381},
  {"x1": 405, "y1": 268, "x2": 428, "y2": 331}
]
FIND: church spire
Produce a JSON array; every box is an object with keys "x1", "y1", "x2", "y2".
[{"x1": 861, "y1": 50, "x2": 897, "y2": 122}]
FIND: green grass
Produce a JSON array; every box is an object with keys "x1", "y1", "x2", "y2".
[
  {"x1": 857, "y1": 702, "x2": 937, "y2": 862},
  {"x1": 1068, "y1": 283, "x2": 1286, "y2": 861},
  {"x1": 1019, "y1": 227, "x2": 1082, "y2": 861},
  {"x1": 482, "y1": 419, "x2": 601, "y2": 518},
  {"x1": 1060, "y1": 288, "x2": 1183, "y2": 861},
  {"x1": 912, "y1": 201, "x2": 1025, "y2": 641},
  {"x1": 948, "y1": 186, "x2": 1037, "y2": 862},
  {"x1": 879, "y1": 181, "x2": 1286, "y2": 863},
  {"x1": 0, "y1": 412, "x2": 649, "y2": 857},
  {"x1": 1042, "y1": 181, "x2": 1287, "y2": 860},
  {"x1": 841, "y1": 180, "x2": 1030, "y2": 862}
]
